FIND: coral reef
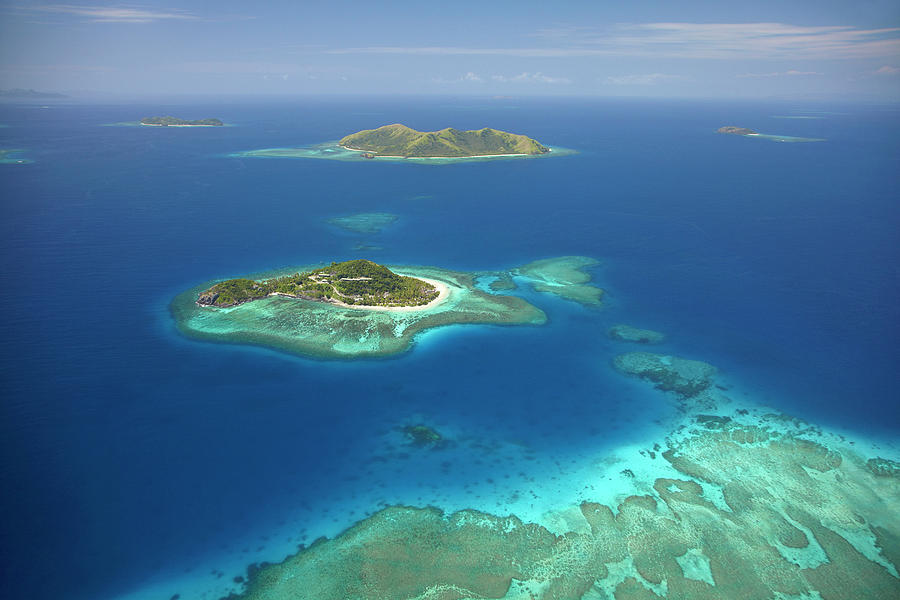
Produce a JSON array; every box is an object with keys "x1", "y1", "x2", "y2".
[
  {"x1": 326, "y1": 213, "x2": 398, "y2": 235},
  {"x1": 608, "y1": 325, "x2": 666, "y2": 344},
  {"x1": 515, "y1": 256, "x2": 604, "y2": 306},
  {"x1": 613, "y1": 352, "x2": 717, "y2": 400},
  {"x1": 402, "y1": 424, "x2": 444, "y2": 448},
  {"x1": 867, "y1": 457, "x2": 900, "y2": 478},
  {"x1": 223, "y1": 418, "x2": 900, "y2": 600}
]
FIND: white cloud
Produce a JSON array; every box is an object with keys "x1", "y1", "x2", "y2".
[
  {"x1": 736, "y1": 69, "x2": 822, "y2": 78},
  {"x1": 328, "y1": 22, "x2": 900, "y2": 60},
  {"x1": 25, "y1": 5, "x2": 197, "y2": 23},
  {"x1": 875, "y1": 65, "x2": 900, "y2": 75},
  {"x1": 604, "y1": 73, "x2": 683, "y2": 85},
  {"x1": 491, "y1": 72, "x2": 571, "y2": 84}
]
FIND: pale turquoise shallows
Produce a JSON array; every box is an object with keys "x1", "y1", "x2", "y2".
[{"x1": 171, "y1": 265, "x2": 546, "y2": 359}]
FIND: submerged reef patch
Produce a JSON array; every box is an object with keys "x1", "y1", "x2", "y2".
[
  {"x1": 326, "y1": 212, "x2": 398, "y2": 235},
  {"x1": 614, "y1": 352, "x2": 717, "y2": 403},
  {"x1": 401, "y1": 424, "x2": 445, "y2": 448},
  {"x1": 171, "y1": 264, "x2": 546, "y2": 359},
  {"x1": 222, "y1": 415, "x2": 900, "y2": 600},
  {"x1": 608, "y1": 324, "x2": 666, "y2": 344},
  {"x1": 867, "y1": 457, "x2": 900, "y2": 478},
  {"x1": 515, "y1": 256, "x2": 604, "y2": 306}
]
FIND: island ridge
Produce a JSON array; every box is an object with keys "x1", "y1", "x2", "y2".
[
  {"x1": 141, "y1": 116, "x2": 224, "y2": 127},
  {"x1": 339, "y1": 124, "x2": 550, "y2": 158}
]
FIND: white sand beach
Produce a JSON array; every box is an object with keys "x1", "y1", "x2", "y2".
[{"x1": 331, "y1": 276, "x2": 450, "y2": 312}]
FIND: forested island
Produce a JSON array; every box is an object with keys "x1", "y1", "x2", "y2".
[
  {"x1": 140, "y1": 116, "x2": 224, "y2": 127},
  {"x1": 339, "y1": 124, "x2": 550, "y2": 158},
  {"x1": 197, "y1": 259, "x2": 439, "y2": 308},
  {"x1": 173, "y1": 256, "x2": 601, "y2": 358},
  {"x1": 717, "y1": 126, "x2": 757, "y2": 135}
]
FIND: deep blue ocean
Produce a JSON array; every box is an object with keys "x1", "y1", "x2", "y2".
[{"x1": 1, "y1": 97, "x2": 898, "y2": 600}]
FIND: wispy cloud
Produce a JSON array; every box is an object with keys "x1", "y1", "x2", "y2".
[
  {"x1": 491, "y1": 72, "x2": 571, "y2": 84},
  {"x1": 24, "y1": 5, "x2": 197, "y2": 23},
  {"x1": 328, "y1": 22, "x2": 900, "y2": 60},
  {"x1": 875, "y1": 65, "x2": 899, "y2": 75},
  {"x1": 432, "y1": 71, "x2": 569, "y2": 84},
  {"x1": 328, "y1": 46, "x2": 577, "y2": 57},
  {"x1": 604, "y1": 73, "x2": 684, "y2": 85},
  {"x1": 736, "y1": 69, "x2": 822, "y2": 78}
]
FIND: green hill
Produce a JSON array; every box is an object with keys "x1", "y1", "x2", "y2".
[
  {"x1": 197, "y1": 259, "x2": 439, "y2": 308},
  {"x1": 339, "y1": 124, "x2": 549, "y2": 157}
]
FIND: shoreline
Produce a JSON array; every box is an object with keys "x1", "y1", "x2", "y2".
[
  {"x1": 317, "y1": 276, "x2": 450, "y2": 312},
  {"x1": 140, "y1": 123, "x2": 222, "y2": 128},
  {"x1": 339, "y1": 144, "x2": 542, "y2": 159}
]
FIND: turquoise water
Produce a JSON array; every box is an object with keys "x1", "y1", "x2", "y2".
[
  {"x1": 231, "y1": 139, "x2": 576, "y2": 163},
  {"x1": 0, "y1": 97, "x2": 897, "y2": 599}
]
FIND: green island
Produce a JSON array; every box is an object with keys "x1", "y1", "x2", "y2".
[
  {"x1": 140, "y1": 116, "x2": 224, "y2": 127},
  {"x1": 174, "y1": 263, "x2": 548, "y2": 359},
  {"x1": 339, "y1": 123, "x2": 550, "y2": 158},
  {"x1": 173, "y1": 256, "x2": 605, "y2": 358},
  {"x1": 231, "y1": 127, "x2": 574, "y2": 164},
  {"x1": 218, "y1": 352, "x2": 900, "y2": 600},
  {"x1": 197, "y1": 260, "x2": 440, "y2": 308}
]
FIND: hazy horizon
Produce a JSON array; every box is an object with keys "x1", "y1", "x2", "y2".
[{"x1": 1, "y1": 1, "x2": 898, "y2": 101}]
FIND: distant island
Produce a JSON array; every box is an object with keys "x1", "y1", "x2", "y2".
[
  {"x1": 140, "y1": 116, "x2": 223, "y2": 127},
  {"x1": 717, "y1": 126, "x2": 757, "y2": 135},
  {"x1": 339, "y1": 124, "x2": 550, "y2": 158},
  {"x1": 0, "y1": 88, "x2": 67, "y2": 99},
  {"x1": 198, "y1": 259, "x2": 440, "y2": 309},
  {"x1": 716, "y1": 125, "x2": 824, "y2": 143}
]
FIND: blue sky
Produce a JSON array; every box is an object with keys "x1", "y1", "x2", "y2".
[{"x1": 1, "y1": 0, "x2": 898, "y2": 99}]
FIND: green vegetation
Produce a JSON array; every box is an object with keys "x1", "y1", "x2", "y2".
[
  {"x1": 140, "y1": 116, "x2": 224, "y2": 126},
  {"x1": 339, "y1": 124, "x2": 549, "y2": 157},
  {"x1": 197, "y1": 259, "x2": 439, "y2": 308}
]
